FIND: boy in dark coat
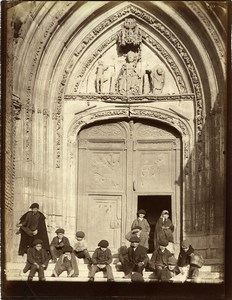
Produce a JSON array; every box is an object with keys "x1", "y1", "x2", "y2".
[
  {"x1": 52, "y1": 245, "x2": 79, "y2": 277},
  {"x1": 121, "y1": 236, "x2": 149, "y2": 279},
  {"x1": 50, "y1": 228, "x2": 70, "y2": 263},
  {"x1": 150, "y1": 239, "x2": 173, "y2": 281},
  {"x1": 17, "y1": 203, "x2": 50, "y2": 255},
  {"x1": 23, "y1": 239, "x2": 50, "y2": 281},
  {"x1": 177, "y1": 240, "x2": 199, "y2": 279},
  {"x1": 89, "y1": 240, "x2": 114, "y2": 282}
]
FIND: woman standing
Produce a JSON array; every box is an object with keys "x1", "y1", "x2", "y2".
[{"x1": 154, "y1": 210, "x2": 174, "y2": 253}]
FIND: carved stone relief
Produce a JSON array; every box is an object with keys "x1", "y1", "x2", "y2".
[{"x1": 87, "y1": 152, "x2": 123, "y2": 191}]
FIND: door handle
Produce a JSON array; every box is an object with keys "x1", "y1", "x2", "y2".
[{"x1": 133, "y1": 180, "x2": 136, "y2": 191}]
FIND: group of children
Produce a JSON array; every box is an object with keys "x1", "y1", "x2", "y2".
[{"x1": 22, "y1": 207, "x2": 203, "y2": 282}]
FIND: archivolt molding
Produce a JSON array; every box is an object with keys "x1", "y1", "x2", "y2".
[
  {"x1": 186, "y1": 2, "x2": 225, "y2": 66},
  {"x1": 53, "y1": 4, "x2": 208, "y2": 167},
  {"x1": 67, "y1": 106, "x2": 193, "y2": 165}
]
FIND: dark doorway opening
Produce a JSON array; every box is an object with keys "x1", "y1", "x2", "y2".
[{"x1": 137, "y1": 195, "x2": 172, "y2": 253}]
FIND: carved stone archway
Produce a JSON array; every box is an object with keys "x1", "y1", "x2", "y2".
[{"x1": 64, "y1": 106, "x2": 193, "y2": 252}]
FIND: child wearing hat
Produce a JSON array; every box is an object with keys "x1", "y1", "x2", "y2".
[
  {"x1": 177, "y1": 240, "x2": 202, "y2": 280},
  {"x1": 126, "y1": 226, "x2": 148, "y2": 250},
  {"x1": 23, "y1": 239, "x2": 50, "y2": 281},
  {"x1": 73, "y1": 231, "x2": 92, "y2": 264},
  {"x1": 52, "y1": 245, "x2": 79, "y2": 278},
  {"x1": 131, "y1": 209, "x2": 150, "y2": 250},
  {"x1": 167, "y1": 255, "x2": 180, "y2": 279},
  {"x1": 50, "y1": 228, "x2": 70, "y2": 263},
  {"x1": 121, "y1": 236, "x2": 149, "y2": 279},
  {"x1": 150, "y1": 238, "x2": 173, "y2": 281},
  {"x1": 154, "y1": 210, "x2": 174, "y2": 253},
  {"x1": 88, "y1": 240, "x2": 114, "y2": 282}
]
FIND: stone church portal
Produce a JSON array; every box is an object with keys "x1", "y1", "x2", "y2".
[
  {"x1": 4, "y1": 1, "x2": 227, "y2": 283},
  {"x1": 77, "y1": 120, "x2": 181, "y2": 253}
]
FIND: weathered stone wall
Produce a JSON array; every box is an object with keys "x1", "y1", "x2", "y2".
[{"x1": 4, "y1": 1, "x2": 227, "y2": 263}]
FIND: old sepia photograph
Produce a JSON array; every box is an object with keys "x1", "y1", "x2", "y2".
[{"x1": 2, "y1": 0, "x2": 231, "y2": 299}]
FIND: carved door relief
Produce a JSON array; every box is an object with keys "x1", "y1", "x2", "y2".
[{"x1": 77, "y1": 121, "x2": 181, "y2": 251}]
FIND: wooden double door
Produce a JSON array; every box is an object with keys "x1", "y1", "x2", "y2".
[{"x1": 77, "y1": 120, "x2": 181, "y2": 252}]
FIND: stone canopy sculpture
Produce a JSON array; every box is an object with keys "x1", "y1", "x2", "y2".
[{"x1": 93, "y1": 18, "x2": 166, "y2": 96}]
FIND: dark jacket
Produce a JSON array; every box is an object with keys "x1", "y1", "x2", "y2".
[
  {"x1": 18, "y1": 211, "x2": 50, "y2": 255},
  {"x1": 92, "y1": 248, "x2": 112, "y2": 265},
  {"x1": 23, "y1": 247, "x2": 50, "y2": 273},
  {"x1": 177, "y1": 245, "x2": 194, "y2": 267},
  {"x1": 150, "y1": 248, "x2": 172, "y2": 270},
  {"x1": 50, "y1": 236, "x2": 70, "y2": 249},
  {"x1": 154, "y1": 218, "x2": 174, "y2": 249},
  {"x1": 127, "y1": 245, "x2": 149, "y2": 265}
]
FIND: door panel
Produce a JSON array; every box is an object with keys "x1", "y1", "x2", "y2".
[{"x1": 87, "y1": 195, "x2": 122, "y2": 251}]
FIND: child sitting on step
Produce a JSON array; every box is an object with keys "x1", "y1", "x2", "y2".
[
  {"x1": 73, "y1": 231, "x2": 92, "y2": 264},
  {"x1": 88, "y1": 240, "x2": 114, "y2": 282},
  {"x1": 50, "y1": 228, "x2": 70, "y2": 263},
  {"x1": 52, "y1": 245, "x2": 79, "y2": 277},
  {"x1": 177, "y1": 240, "x2": 204, "y2": 280},
  {"x1": 23, "y1": 239, "x2": 50, "y2": 281}
]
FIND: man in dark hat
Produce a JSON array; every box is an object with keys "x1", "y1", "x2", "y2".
[
  {"x1": 150, "y1": 238, "x2": 173, "y2": 281},
  {"x1": 121, "y1": 236, "x2": 149, "y2": 279},
  {"x1": 50, "y1": 228, "x2": 70, "y2": 263},
  {"x1": 16, "y1": 203, "x2": 50, "y2": 255},
  {"x1": 131, "y1": 209, "x2": 150, "y2": 251},
  {"x1": 88, "y1": 240, "x2": 114, "y2": 282},
  {"x1": 23, "y1": 239, "x2": 50, "y2": 281},
  {"x1": 52, "y1": 245, "x2": 79, "y2": 278}
]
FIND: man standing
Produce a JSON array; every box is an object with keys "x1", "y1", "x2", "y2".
[
  {"x1": 121, "y1": 236, "x2": 149, "y2": 279},
  {"x1": 17, "y1": 203, "x2": 50, "y2": 255}
]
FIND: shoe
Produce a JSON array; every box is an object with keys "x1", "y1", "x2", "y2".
[
  {"x1": 39, "y1": 277, "x2": 46, "y2": 281},
  {"x1": 51, "y1": 274, "x2": 55, "y2": 277},
  {"x1": 27, "y1": 277, "x2": 33, "y2": 281},
  {"x1": 107, "y1": 279, "x2": 114, "y2": 282},
  {"x1": 88, "y1": 277, "x2": 94, "y2": 282},
  {"x1": 123, "y1": 274, "x2": 131, "y2": 279}
]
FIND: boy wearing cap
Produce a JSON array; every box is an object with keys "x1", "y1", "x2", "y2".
[
  {"x1": 121, "y1": 236, "x2": 149, "y2": 279},
  {"x1": 88, "y1": 240, "x2": 114, "y2": 282},
  {"x1": 73, "y1": 231, "x2": 92, "y2": 264},
  {"x1": 17, "y1": 203, "x2": 50, "y2": 256},
  {"x1": 125, "y1": 226, "x2": 148, "y2": 250},
  {"x1": 50, "y1": 228, "x2": 70, "y2": 263},
  {"x1": 167, "y1": 256, "x2": 180, "y2": 279},
  {"x1": 177, "y1": 240, "x2": 200, "y2": 279},
  {"x1": 131, "y1": 209, "x2": 150, "y2": 250},
  {"x1": 52, "y1": 245, "x2": 79, "y2": 278},
  {"x1": 23, "y1": 239, "x2": 50, "y2": 281},
  {"x1": 154, "y1": 210, "x2": 174, "y2": 252},
  {"x1": 150, "y1": 239, "x2": 173, "y2": 281}
]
